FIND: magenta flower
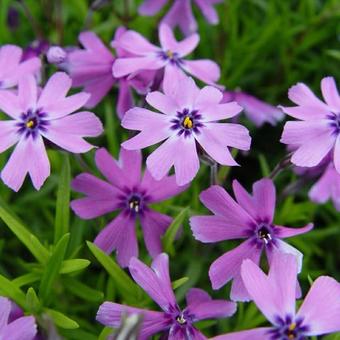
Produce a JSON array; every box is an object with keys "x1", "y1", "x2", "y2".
[
  {"x1": 212, "y1": 253, "x2": 340, "y2": 340},
  {"x1": 223, "y1": 91, "x2": 284, "y2": 127},
  {"x1": 190, "y1": 178, "x2": 313, "y2": 301},
  {"x1": 97, "y1": 253, "x2": 236, "y2": 339},
  {"x1": 112, "y1": 24, "x2": 221, "y2": 87},
  {"x1": 122, "y1": 75, "x2": 250, "y2": 185},
  {"x1": 139, "y1": 0, "x2": 223, "y2": 35},
  {"x1": 280, "y1": 76, "x2": 340, "y2": 174},
  {"x1": 0, "y1": 72, "x2": 103, "y2": 191},
  {"x1": 71, "y1": 147, "x2": 187, "y2": 267},
  {"x1": 309, "y1": 163, "x2": 340, "y2": 211},
  {"x1": 65, "y1": 29, "x2": 154, "y2": 117},
  {"x1": 0, "y1": 45, "x2": 41, "y2": 89},
  {"x1": 0, "y1": 297, "x2": 37, "y2": 340}
]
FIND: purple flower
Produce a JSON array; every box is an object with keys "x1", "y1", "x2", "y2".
[
  {"x1": 65, "y1": 30, "x2": 154, "y2": 117},
  {"x1": 21, "y1": 40, "x2": 49, "y2": 62},
  {"x1": 309, "y1": 163, "x2": 340, "y2": 211},
  {"x1": 223, "y1": 91, "x2": 284, "y2": 127},
  {"x1": 122, "y1": 74, "x2": 250, "y2": 185},
  {"x1": 280, "y1": 76, "x2": 340, "y2": 174},
  {"x1": 139, "y1": 0, "x2": 223, "y2": 36},
  {"x1": 190, "y1": 178, "x2": 313, "y2": 301},
  {"x1": 0, "y1": 296, "x2": 37, "y2": 340},
  {"x1": 71, "y1": 147, "x2": 187, "y2": 267},
  {"x1": 211, "y1": 253, "x2": 340, "y2": 340},
  {"x1": 97, "y1": 253, "x2": 236, "y2": 339},
  {"x1": 0, "y1": 45, "x2": 41, "y2": 90},
  {"x1": 0, "y1": 72, "x2": 103, "y2": 191},
  {"x1": 112, "y1": 24, "x2": 221, "y2": 87}
]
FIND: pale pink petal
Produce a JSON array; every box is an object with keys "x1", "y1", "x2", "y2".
[
  {"x1": 139, "y1": 0, "x2": 168, "y2": 15},
  {"x1": 232, "y1": 180, "x2": 257, "y2": 219},
  {"x1": 0, "y1": 91, "x2": 22, "y2": 119},
  {"x1": 2, "y1": 316, "x2": 37, "y2": 340},
  {"x1": 275, "y1": 223, "x2": 313, "y2": 238},
  {"x1": 117, "y1": 78, "x2": 133, "y2": 119},
  {"x1": 173, "y1": 33, "x2": 199, "y2": 56},
  {"x1": 195, "y1": 86, "x2": 223, "y2": 107},
  {"x1": 321, "y1": 76, "x2": 340, "y2": 111},
  {"x1": 334, "y1": 135, "x2": 340, "y2": 174},
  {"x1": 0, "y1": 121, "x2": 20, "y2": 153},
  {"x1": 201, "y1": 102, "x2": 243, "y2": 121},
  {"x1": 297, "y1": 276, "x2": 340, "y2": 336},
  {"x1": 279, "y1": 105, "x2": 329, "y2": 121},
  {"x1": 182, "y1": 59, "x2": 220, "y2": 84},
  {"x1": 146, "y1": 91, "x2": 179, "y2": 115},
  {"x1": 0, "y1": 45, "x2": 22, "y2": 75},
  {"x1": 18, "y1": 75, "x2": 37, "y2": 112},
  {"x1": 211, "y1": 328, "x2": 272, "y2": 340},
  {"x1": 158, "y1": 24, "x2": 178, "y2": 51},
  {"x1": 79, "y1": 31, "x2": 113, "y2": 60},
  {"x1": 195, "y1": 0, "x2": 220, "y2": 24},
  {"x1": 119, "y1": 147, "x2": 142, "y2": 187}
]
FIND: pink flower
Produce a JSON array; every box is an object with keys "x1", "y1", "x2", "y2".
[
  {"x1": 71, "y1": 147, "x2": 187, "y2": 267},
  {"x1": 212, "y1": 254, "x2": 340, "y2": 339},
  {"x1": 139, "y1": 0, "x2": 223, "y2": 35},
  {"x1": 0, "y1": 72, "x2": 103, "y2": 191},
  {"x1": 223, "y1": 91, "x2": 284, "y2": 127},
  {"x1": 190, "y1": 178, "x2": 313, "y2": 301},
  {"x1": 112, "y1": 24, "x2": 221, "y2": 87},
  {"x1": 97, "y1": 253, "x2": 236, "y2": 339},
  {"x1": 121, "y1": 75, "x2": 250, "y2": 185},
  {"x1": 0, "y1": 45, "x2": 41, "y2": 90},
  {"x1": 280, "y1": 76, "x2": 340, "y2": 174}
]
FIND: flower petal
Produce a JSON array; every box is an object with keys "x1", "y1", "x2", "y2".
[
  {"x1": 334, "y1": 135, "x2": 340, "y2": 174},
  {"x1": 321, "y1": 76, "x2": 340, "y2": 111},
  {"x1": 139, "y1": 0, "x2": 168, "y2": 15},
  {"x1": 0, "y1": 297, "x2": 11, "y2": 330},
  {"x1": 113, "y1": 57, "x2": 163, "y2": 78},
  {"x1": 182, "y1": 59, "x2": 220, "y2": 84},
  {"x1": 0, "y1": 121, "x2": 20, "y2": 153},
  {"x1": 275, "y1": 223, "x2": 313, "y2": 238},
  {"x1": 146, "y1": 91, "x2": 179, "y2": 115},
  {"x1": 0, "y1": 91, "x2": 22, "y2": 119},
  {"x1": 2, "y1": 316, "x2": 37, "y2": 340}
]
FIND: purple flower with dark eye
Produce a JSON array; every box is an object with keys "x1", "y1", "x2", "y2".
[
  {"x1": 97, "y1": 253, "x2": 236, "y2": 339},
  {"x1": 223, "y1": 91, "x2": 284, "y2": 127},
  {"x1": 139, "y1": 0, "x2": 223, "y2": 36},
  {"x1": 112, "y1": 24, "x2": 221, "y2": 87},
  {"x1": 122, "y1": 74, "x2": 250, "y2": 185},
  {"x1": 0, "y1": 72, "x2": 103, "y2": 191},
  {"x1": 71, "y1": 147, "x2": 187, "y2": 267},
  {"x1": 280, "y1": 76, "x2": 340, "y2": 174},
  {"x1": 0, "y1": 296, "x2": 37, "y2": 340},
  {"x1": 0, "y1": 45, "x2": 41, "y2": 90},
  {"x1": 211, "y1": 253, "x2": 340, "y2": 340},
  {"x1": 190, "y1": 178, "x2": 313, "y2": 301}
]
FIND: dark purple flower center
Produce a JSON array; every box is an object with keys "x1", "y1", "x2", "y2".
[
  {"x1": 158, "y1": 50, "x2": 183, "y2": 67},
  {"x1": 16, "y1": 108, "x2": 49, "y2": 139},
  {"x1": 170, "y1": 108, "x2": 204, "y2": 137},
  {"x1": 248, "y1": 221, "x2": 279, "y2": 248},
  {"x1": 327, "y1": 113, "x2": 340, "y2": 135},
  {"x1": 268, "y1": 315, "x2": 309, "y2": 340},
  {"x1": 128, "y1": 194, "x2": 142, "y2": 213}
]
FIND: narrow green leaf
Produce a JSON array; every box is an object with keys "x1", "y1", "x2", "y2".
[
  {"x1": 163, "y1": 208, "x2": 189, "y2": 255},
  {"x1": 39, "y1": 234, "x2": 70, "y2": 303},
  {"x1": 0, "y1": 205, "x2": 49, "y2": 264},
  {"x1": 13, "y1": 273, "x2": 41, "y2": 288},
  {"x1": 45, "y1": 308, "x2": 79, "y2": 329},
  {"x1": 26, "y1": 287, "x2": 41, "y2": 313},
  {"x1": 258, "y1": 154, "x2": 271, "y2": 177},
  {"x1": 172, "y1": 277, "x2": 189, "y2": 290},
  {"x1": 54, "y1": 154, "x2": 71, "y2": 243},
  {"x1": 0, "y1": 275, "x2": 26, "y2": 307},
  {"x1": 63, "y1": 277, "x2": 104, "y2": 302},
  {"x1": 59, "y1": 259, "x2": 91, "y2": 274},
  {"x1": 87, "y1": 241, "x2": 142, "y2": 303}
]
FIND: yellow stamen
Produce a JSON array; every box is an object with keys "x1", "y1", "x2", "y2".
[
  {"x1": 183, "y1": 116, "x2": 193, "y2": 129},
  {"x1": 166, "y1": 50, "x2": 174, "y2": 58},
  {"x1": 288, "y1": 323, "x2": 296, "y2": 331},
  {"x1": 26, "y1": 120, "x2": 35, "y2": 128}
]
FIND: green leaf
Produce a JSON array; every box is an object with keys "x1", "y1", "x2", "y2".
[
  {"x1": 26, "y1": 287, "x2": 41, "y2": 313},
  {"x1": 63, "y1": 277, "x2": 104, "y2": 302},
  {"x1": 45, "y1": 308, "x2": 79, "y2": 329},
  {"x1": 0, "y1": 204, "x2": 49, "y2": 264},
  {"x1": 0, "y1": 275, "x2": 26, "y2": 307},
  {"x1": 59, "y1": 259, "x2": 91, "y2": 274},
  {"x1": 163, "y1": 208, "x2": 189, "y2": 255},
  {"x1": 39, "y1": 234, "x2": 70, "y2": 303},
  {"x1": 87, "y1": 242, "x2": 142, "y2": 303},
  {"x1": 13, "y1": 273, "x2": 41, "y2": 288},
  {"x1": 172, "y1": 277, "x2": 189, "y2": 290},
  {"x1": 54, "y1": 154, "x2": 71, "y2": 243}
]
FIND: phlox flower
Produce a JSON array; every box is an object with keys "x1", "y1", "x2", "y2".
[
  {"x1": 121, "y1": 75, "x2": 250, "y2": 185},
  {"x1": 190, "y1": 178, "x2": 313, "y2": 301},
  {"x1": 280, "y1": 76, "x2": 340, "y2": 174},
  {"x1": 0, "y1": 45, "x2": 41, "y2": 89},
  {"x1": 0, "y1": 296, "x2": 37, "y2": 340},
  {"x1": 64, "y1": 29, "x2": 154, "y2": 117},
  {"x1": 0, "y1": 72, "x2": 103, "y2": 191},
  {"x1": 139, "y1": 0, "x2": 223, "y2": 36},
  {"x1": 112, "y1": 24, "x2": 221, "y2": 87},
  {"x1": 211, "y1": 253, "x2": 340, "y2": 340},
  {"x1": 223, "y1": 91, "x2": 284, "y2": 127},
  {"x1": 71, "y1": 147, "x2": 187, "y2": 267},
  {"x1": 97, "y1": 253, "x2": 236, "y2": 339}
]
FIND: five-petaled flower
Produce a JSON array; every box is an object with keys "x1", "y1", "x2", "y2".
[
  {"x1": 112, "y1": 24, "x2": 221, "y2": 88},
  {"x1": 121, "y1": 74, "x2": 251, "y2": 185},
  {"x1": 190, "y1": 178, "x2": 313, "y2": 301},
  {"x1": 97, "y1": 253, "x2": 236, "y2": 339},
  {"x1": 71, "y1": 147, "x2": 187, "y2": 267},
  {"x1": 0, "y1": 72, "x2": 103, "y2": 191},
  {"x1": 211, "y1": 253, "x2": 340, "y2": 340},
  {"x1": 280, "y1": 76, "x2": 340, "y2": 174}
]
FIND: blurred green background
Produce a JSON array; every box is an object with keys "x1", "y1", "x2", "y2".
[{"x1": 0, "y1": 0, "x2": 339, "y2": 339}]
